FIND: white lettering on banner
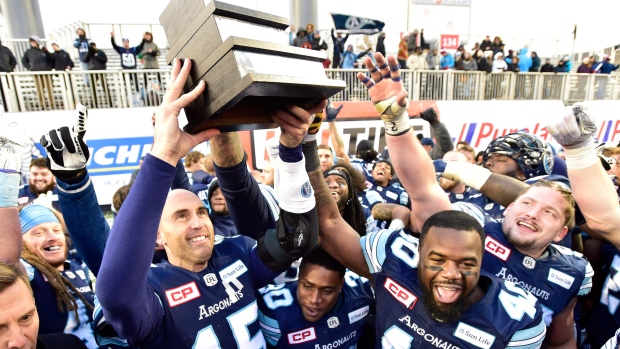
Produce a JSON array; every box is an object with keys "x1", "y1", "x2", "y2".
[
  {"x1": 453, "y1": 322, "x2": 495, "y2": 349},
  {"x1": 399, "y1": 315, "x2": 461, "y2": 349},
  {"x1": 348, "y1": 305, "x2": 370, "y2": 324},
  {"x1": 165, "y1": 281, "x2": 201, "y2": 308},
  {"x1": 198, "y1": 290, "x2": 244, "y2": 320},
  {"x1": 288, "y1": 327, "x2": 316, "y2": 344},
  {"x1": 484, "y1": 236, "x2": 511, "y2": 261},
  {"x1": 495, "y1": 268, "x2": 550, "y2": 300},
  {"x1": 313, "y1": 330, "x2": 357, "y2": 349},
  {"x1": 93, "y1": 146, "x2": 116, "y2": 166},
  {"x1": 548, "y1": 268, "x2": 575, "y2": 289},
  {"x1": 115, "y1": 145, "x2": 141, "y2": 164}
]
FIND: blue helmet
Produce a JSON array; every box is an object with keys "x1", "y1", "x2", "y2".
[{"x1": 483, "y1": 132, "x2": 554, "y2": 179}]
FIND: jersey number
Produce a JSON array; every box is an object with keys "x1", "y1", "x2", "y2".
[
  {"x1": 391, "y1": 232, "x2": 419, "y2": 269},
  {"x1": 498, "y1": 282, "x2": 538, "y2": 321},
  {"x1": 193, "y1": 301, "x2": 266, "y2": 349},
  {"x1": 261, "y1": 284, "x2": 295, "y2": 310}
]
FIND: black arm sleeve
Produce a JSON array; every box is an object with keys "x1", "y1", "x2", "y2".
[{"x1": 428, "y1": 121, "x2": 453, "y2": 160}]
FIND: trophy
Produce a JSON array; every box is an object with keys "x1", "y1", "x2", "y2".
[{"x1": 160, "y1": 0, "x2": 346, "y2": 133}]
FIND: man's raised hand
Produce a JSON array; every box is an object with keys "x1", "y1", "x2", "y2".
[
  {"x1": 546, "y1": 102, "x2": 596, "y2": 149},
  {"x1": 151, "y1": 58, "x2": 219, "y2": 165},
  {"x1": 357, "y1": 53, "x2": 410, "y2": 136},
  {"x1": 40, "y1": 103, "x2": 89, "y2": 181}
]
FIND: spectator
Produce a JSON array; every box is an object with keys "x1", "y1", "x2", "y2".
[
  {"x1": 456, "y1": 44, "x2": 465, "y2": 58},
  {"x1": 518, "y1": 46, "x2": 532, "y2": 72},
  {"x1": 406, "y1": 46, "x2": 428, "y2": 70},
  {"x1": 140, "y1": 32, "x2": 160, "y2": 69},
  {"x1": 593, "y1": 54, "x2": 619, "y2": 74},
  {"x1": 305, "y1": 23, "x2": 315, "y2": 39},
  {"x1": 17, "y1": 158, "x2": 60, "y2": 211},
  {"x1": 292, "y1": 28, "x2": 308, "y2": 47},
  {"x1": 491, "y1": 52, "x2": 507, "y2": 72},
  {"x1": 577, "y1": 57, "x2": 593, "y2": 73},
  {"x1": 0, "y1": 39, "x2": 16, "y2": 72},
  {"x1": 407, "y1": 29, "x2": 425, "y2": 53},
  {"x1": 84, "y1": 41, "x2": 106, "y2": 70},
  {"x1": 480, "y1": 35, "x2": 492, "y2": 52},
  {"x1": 504, "y1": 49, "x2": 514, "y2": 64},
  {"x1": 375, "y1": 31, "x2": 386, "y2": 57},
  {"x1": 554, "y1": 59, "x2": 568, "y2": 73},
  {"x1": 22, "y1": 35, "x2": 54, "y2": 110},
  {"x1": 111, "y1": 31, "x2": 145, "y2": 92},
  {"x1": 475, "y1": 49, "x2": 491, "y2": 72},
  {"x1": 491, "y1": 36, "x2": 504, "y2": 54},
  {"x1": 529, "y1": 51, "x2": 541, "y2": 72},
  {"x1": 426, "y1": 48, "x2": 440, "y2": 70},
  {"x1": 507, "y1": 55, "x2": 520, "y2": 72},
  {"x1": 397, "y1": 35, "x2": 408, "y2": 67},
  {"x1": 73, "y1": 28, "x2": 90, "y2": 86},
  {"x1": 540, "y1": 58, "x2": 554, "y2": 72},
  {"x1": 308, "y1": 30, "x2": 327, "y2": 51},
  {"x1": 471, "y1": 42, "x2": 480, "y2": 54},
  {"x1": 460, "y1": 51, "x2": 477, "y2": 71},
  {"x1": 50, "y1": 42, "x2": 74, "y2": 71},
  {"x1": 454, "y1": 51, "x2": 463, "y2": 69},
  {"x1": 330, "y1": 28, "x2": 349, "y2": 68},
  {"x1": 563, "y1": 56, "x2": 573, "y2": 72},
  {"x1": 340, "y1": 44, "x2": 370, "y2": 69},
  {"x1": 439, "y1": 48, "x2": 454, "y2": 69}
]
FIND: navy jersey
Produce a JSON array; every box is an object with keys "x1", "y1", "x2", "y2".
[
  {"x1": 98, "y1": 235, "x2": 279, "y2": 349},
  {"x1": 111, "y1": 38, "x2": 145, "y2": 69},
  {"x1": 369, "y1": 183, "x2": 410, "y2": 208},
  {"x1": 350, "y1": 158, "x2": 375, "y2": 187},
  {"x1": 22, "y1": 259, "x2": 98, "y2": 348},
  {"x1": 257, "y1": 271, "x2": 375, "y2": 348},
  {"x1": 586, "y1": 253, "x2": 620, "y2": 345},
  {"x1": 603, "y1": 328, "x2": 620, "y2": 349},
  {"x1": 361, "y1": 229, "x2": 547, "y2": 348},
  {"x1": 459, "y1": 207, "x2": 593, "y2": 325},
  {"x1": 363, "y1": 205, "x2": 378, "y2": 235},
  {"x1": 446, "y1": 187, "x2": 505, "y2": 222},
  {"x1": 18, "y1": 185, "x2": 61, "y2": 211}
]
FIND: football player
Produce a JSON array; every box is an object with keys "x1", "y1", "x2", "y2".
[
  {"x1": 347, "y1": 52, "x2": 591, "y2": 348},
  {"x1": 257, "y1": 247, "x2": 374, "y2": 348}
]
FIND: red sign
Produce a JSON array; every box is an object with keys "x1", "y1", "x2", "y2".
[
  {"x1": 287, "y1": 327, "x2": 317, "y2": 344},
  {"x1": 485, "y1": 236, "x2": 511, "y2": 261},
  {"x1": 384, "y1": 277, "x2": 418, "y2": 309},
  {"x1": 440, "y1": 34, "x2": 459, "y2": 50},
  {"x1": 165, "y1": 281, "x2": 201, "y2": 308}
]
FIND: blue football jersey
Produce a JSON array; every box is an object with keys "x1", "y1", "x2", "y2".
[
  {"x1": 350, "y1": 158, "x2": 375, "y2": 188},
  {"x1": 453, "y1": 205, "x2": 593, "y2": 326},
  {"x1": 446, "y1": 187, "x2": 505, "y2": 222},
  {"x1": 96, "y1": 235, "x2": 279, "y2": 349},
  {"x1": 602, "y1": 328, "x2": 620, "y2": 349},
  {"x1": 257, "y1": 270, "x2": 375, "y2": 348},
  {"x1": 18, "y1": 185, "x2": 62, "y2": 211},
  {"x1": 586, "y1": 253, "x2": 620, "y2": 345},
  {"x1": 369, "y1": 184, "x2": 410, "y2": 208},
  {"x1": 22, "y1": 259, "x2": 98, "y2": 348},
  {"x1": 360, "y1": 229, "x2": 547, "y2": 348}
]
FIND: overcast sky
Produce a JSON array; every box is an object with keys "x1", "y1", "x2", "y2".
[{"x1": 36, "y1": 0, "x2": 619, "y2": 57}]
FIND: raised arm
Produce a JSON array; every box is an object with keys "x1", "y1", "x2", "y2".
[
  {"x1": 40, "y1": 104, "x2": 108, "y2": 275},
  {"x1": 326, "y1": 100, "x2": 350, "y2": 165},
  {"x1": 357, "y1": 53, "x2": 452, "y2": 231},
  {"x1": 546, "y1": 103, "x2": 620, "y2": 249},
  {"x1": 97, "y1": 59, "x2": 220, "y2": 344},
  {"x1": 210, "y1": 132, "x2": 276, "y2": 238},
  {"x1": 371, "y1": 203, "x2": 411, "y2": 231}
]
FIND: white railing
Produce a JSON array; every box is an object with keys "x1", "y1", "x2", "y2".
[{"x1": 1, "y1": 69, "x2": 619, "y2": 112}]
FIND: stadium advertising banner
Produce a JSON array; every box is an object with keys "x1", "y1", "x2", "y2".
[{"x1": 8, "y1": 100, "x2": 619, "y2": 205}]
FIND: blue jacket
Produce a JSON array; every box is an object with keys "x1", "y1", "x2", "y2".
[
  {"x1": 440, "y1": 54, "x2": 454, "y2": 69},
  {"x1": 594, "y1": 61, "x2": 620, "y2": 74},
  {"x1": 73, "y1": 37, "x2": 90, "y2": 62},
  {"x1": 518, "y1": 48, "x2": 532, "y2": 72}
]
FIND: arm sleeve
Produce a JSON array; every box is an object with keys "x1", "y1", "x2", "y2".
[
  {"x1": 96, "y1": 154, "x2": 172, "y2": 345},
  {"x1": 110, "y1": 38, "x2": 121, "y2": 53},
  {"x1": 359, "y1": 229, "x2": 402, "y2": 274},
  {"x1": 505, "y1": 318, "x2": 546, "y2": 349},
  {"x1": 8, "y1": 50, "x2": 16, "y2": 70},
  {"x1": 427, "y1": 121, "x2": 453, "y2": 160},
  {"x1": 256, "y1": 289, "x2": 283, "y2": 346},
  {"x1": 68, "y1": 55, "x2": 75, "y2": 69},
  {"x1": 171, "y1": 160, "x2": 192, "y2": 191},
  {"x1": 214, "y1": 154, "x2": 275, "y2": 239},
  {"x1": 135, "y1": 39, "x2": 146, "y2": 53},
  {"x1": 56, "y1": 172, "x2": 108, "y2": 276},
  {"x1": 579, "y1": 261, "x2": 594, "y2": 296},
  {"x1": 73, "y1": 39, "x2": 80, "y2": 48},
  {"x1": 21, "y1": 54, "x2": 30, "y2": 70}
]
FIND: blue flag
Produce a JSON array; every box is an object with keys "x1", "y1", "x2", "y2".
[{"x1": 331, "y1": 13, "x2": 385, "y2": 35}]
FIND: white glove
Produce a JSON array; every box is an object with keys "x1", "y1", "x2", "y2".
[
  {"x1": 0, "y1": 142, "x2": 22, "y2": 173},
  {"x1": 546, "y1": 103, "x2": 596, "y2": 149},
  {"x1": 33, "y1": 191, "x2": 55, "y2": 210}
]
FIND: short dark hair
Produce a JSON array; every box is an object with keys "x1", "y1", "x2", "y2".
[
  {"x1": 30, "y1": 157, "x2": 48, "y2": 169},
  {"x1": 420, "y1": 210, "x2": 485, "y2": 252},
  {"x1": 0, "y1": 263, "x2": 32, "y2": 295},
  {"x1": 112, "y1": 184, "x2": 132, "y2": 213},
  {"x1": 373, "y1": 159, "x2": 394, "y2": 176},
  {"x1": 299, "y1": 247, "x2": 345, "y2": 279}
]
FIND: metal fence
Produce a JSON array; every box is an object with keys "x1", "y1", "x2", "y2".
[{"x1": 1, "y1": 69, "x2": 619, "y2": 112}]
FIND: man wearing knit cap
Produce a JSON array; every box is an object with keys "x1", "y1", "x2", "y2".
[
  {"x1": 22, "y1": 35, "x2": 54, "y2": 110},
  {"x1": 51, "y1": 42, "x2": 74, "y2": 71}
]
